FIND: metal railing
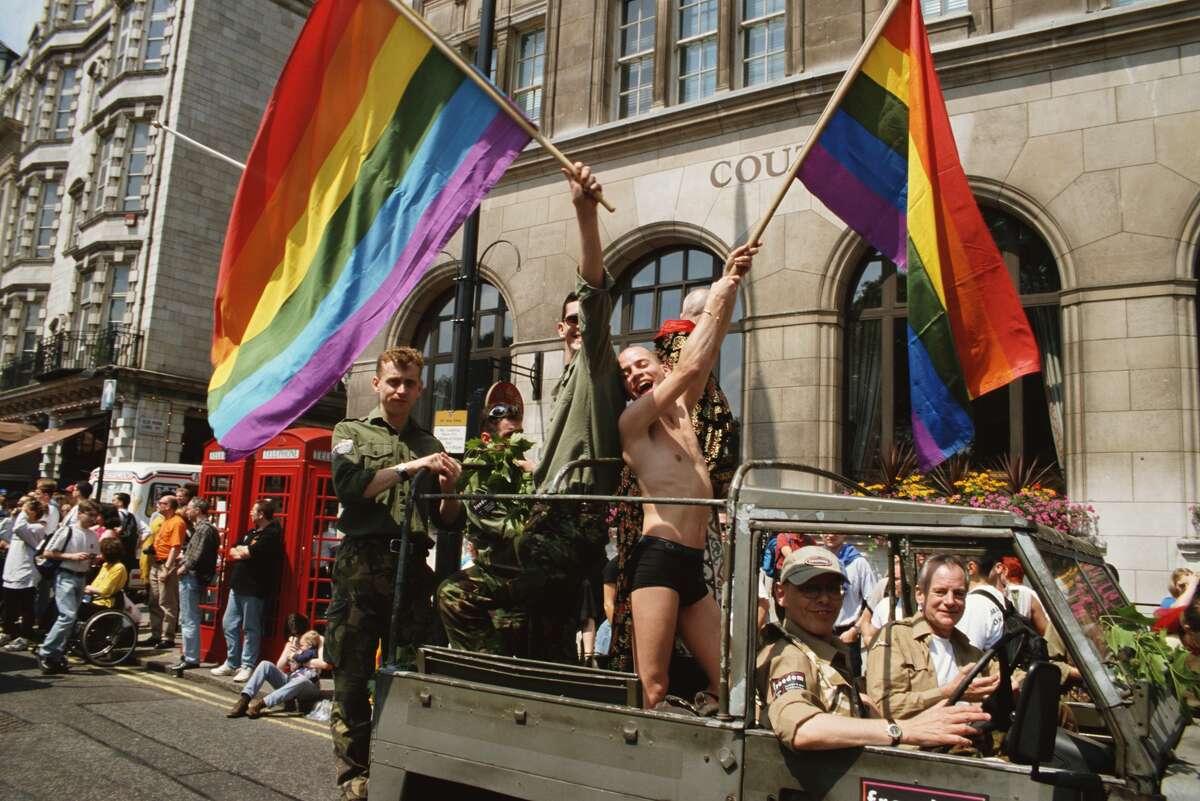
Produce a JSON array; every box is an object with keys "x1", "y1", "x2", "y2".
[{"x1": 0, "y1": 325, "x2": 143, "y2": 391}]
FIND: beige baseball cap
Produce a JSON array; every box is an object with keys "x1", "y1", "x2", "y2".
[{"x1": 779, "y1": 545, "x2": 846, "y2": 586}]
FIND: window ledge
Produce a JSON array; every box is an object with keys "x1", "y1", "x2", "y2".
[
  {"x1": 925, "y1": 10, "x2": 973, "y2": 34},
  {"x1": 79, "y1": 210, "x2": 144, "y2": 231},
  {"x1": 2, "y1": 257, "x2": 54, "y2": 272}
]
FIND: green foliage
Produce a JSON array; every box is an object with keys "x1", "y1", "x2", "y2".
[
  {"x1": 1102, "y1": 604, "x2": 1200, "y2": 710},
  {"x1": 459, "y1": 433, "x2": 535, "y2": 542}
]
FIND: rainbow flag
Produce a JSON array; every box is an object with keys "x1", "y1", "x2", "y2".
[
  {"x1": 798, "y1": 0, "x2": 1039, "y2": 470},
  {"x1": 208, "y1": 0, "x2": 531, "y2": 458}
]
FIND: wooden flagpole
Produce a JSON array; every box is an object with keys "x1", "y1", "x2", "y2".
[
  {"x1": 151, "y1": 120, "x2": 247, "y2": 170},
  {"x1": 384, "y1": 0, "x2": 616, "y2": 213},
  {"x1": 746, "y1": 0, "x2": 905, "y2": 247}
]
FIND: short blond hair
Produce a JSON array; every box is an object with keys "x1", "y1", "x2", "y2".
[
  {"x1": 376, "y1": 346, "x2": 424, "y2": 375},
  {"x1": 1170, "y1": 568, "x2": 1194, "y2": 597}
]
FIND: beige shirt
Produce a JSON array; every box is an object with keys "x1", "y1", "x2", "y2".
[
  {"x1": 866, "y1": 613, "x2": 990, "y2": 720},
  {"x1": 756, "y1": 618, "x2": 862, "y2": 748}
]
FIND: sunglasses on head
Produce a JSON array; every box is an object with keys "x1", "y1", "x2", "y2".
[{"x1": 488, "y1": 403, "x2": 521, "y2": 420}]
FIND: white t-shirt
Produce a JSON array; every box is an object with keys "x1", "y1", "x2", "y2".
[
  {"x1": 45, "y1": 524, "x2": 100, "y2": 574},
  {"x1": 928, "y1": 634, "x2": 960, "y2": 688},
  {"x1": 870, "y1": 596, "x2": 908, "y2": 629},
  {"x1": 836, "y1": 553, "x2": 879, "y2": 628},
  {"x1": 1007, "y1": 583, "x2": 1041, "y2": 619},
  {"x1": 2, "y1": 514, "x2": 46, "y2": 589},
  {"x1": 956, "y1": 584, "x2": 1007, "y2": 651}
]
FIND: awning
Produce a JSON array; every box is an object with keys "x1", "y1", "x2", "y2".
[{"x1": 0, "y1": 425, "x2": 91, "y2": 464}]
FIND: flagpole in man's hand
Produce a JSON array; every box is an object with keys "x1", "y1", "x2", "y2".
[
  {"x1": 384, "y1": 0, "x2": 616, "y2": 213},
  {"x1": 747, "y1": 0, "x2": 903, "y2": 246}
]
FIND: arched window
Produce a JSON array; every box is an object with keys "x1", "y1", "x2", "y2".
[
  {"x1": 843, "y1": 207, "x2": 1063, "y2": 480},
  {"x1": 611, "y1": 246, "x2": 744, "y2": 420},
  {"x1": 412, "y1": 281, "x2": 513, "y2": 432}
]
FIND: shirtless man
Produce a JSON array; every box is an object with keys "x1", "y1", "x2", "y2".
[{"x1": 618, "y1": 242, "x2": 756, "y2": 710}]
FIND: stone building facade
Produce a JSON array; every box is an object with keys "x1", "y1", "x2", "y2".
[
  {"x1": 344, "y1": 0, "x2": 1200, "y2": 601},
  {"x1": 0, "y1": 0, "x2": 335, "y2": 484}
]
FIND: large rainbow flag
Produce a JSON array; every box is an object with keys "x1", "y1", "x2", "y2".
[
  {"x1": 798, "y1": 0, "x2": 1039, "y2": 469},
  {"x1": 208, "y1": 0, "x2": 531, "y2": 458}
]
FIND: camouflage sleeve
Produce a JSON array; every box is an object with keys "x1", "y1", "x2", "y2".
[{"x1": 331, "y1": 422, "x2": 373, "y2": 505}]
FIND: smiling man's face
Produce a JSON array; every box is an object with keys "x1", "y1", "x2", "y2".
[{"x1": 618, "y1": 346, "x2": 667, "y2": 401}]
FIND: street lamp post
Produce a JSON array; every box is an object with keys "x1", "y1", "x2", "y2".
[{"x1": 448, "y1": 0, "x2": 498, "y2": 414}]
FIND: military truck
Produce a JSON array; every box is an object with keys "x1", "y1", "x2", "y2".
[{"x1": 369, "y1": 463, "x2": 1200, "y2": 801}]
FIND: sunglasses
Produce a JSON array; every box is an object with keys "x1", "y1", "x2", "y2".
[
  {"x1": 488, "y1": 403, "x2": 521, "y2": 420},
  {"x1": 561, "y1": 313, "x2": 580, "y2": 325}
]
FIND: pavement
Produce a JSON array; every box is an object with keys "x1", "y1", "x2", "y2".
[
  {"x1": 0, "y1": 628, "x2": 340, "y2": 801},
  {"x1": 136, "y1": 641, "x2": 334, "y2": 701}
]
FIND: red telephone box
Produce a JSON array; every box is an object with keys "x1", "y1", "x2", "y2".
[
  {"x1": 198, "y1": 440, "x2": 256, "y2": 664},
  {"x1": 247, "y1": 427, "x2": 336, "y2": 660}
]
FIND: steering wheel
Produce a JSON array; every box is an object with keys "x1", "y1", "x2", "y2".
[
  {"x1": 932, "y1": 645, "x2": 1006, "y2": 754},
  {"x1": 945, "y1": 644, "x2": 999, "y2": 706}
]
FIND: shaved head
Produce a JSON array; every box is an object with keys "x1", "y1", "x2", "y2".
[
  {"x1": 681, "y1": 287, "x2": 709, "y2": 321},
  {"x1": 619, "y1": 345, "x2": 657, "y2": 364}
]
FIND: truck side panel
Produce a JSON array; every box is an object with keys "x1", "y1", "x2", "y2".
[{"x1": 372, "y1": 671, "x2": 744, "y2": 801}]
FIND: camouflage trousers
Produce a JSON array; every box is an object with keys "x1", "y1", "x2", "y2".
[
  {"x1": 518, "y1": 500, "x2": 609, "y2": 663},
  {"x1": 436, "y1": 501, "x2": 607, "y2": 662},
  {"x1": 436, "y1": 562, "x2": 543, "y2": 655},
  {"x1": 325, "y1": 537, "x2": 435, "y2": 799}
]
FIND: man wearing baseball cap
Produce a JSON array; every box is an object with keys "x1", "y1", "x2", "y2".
[{"x1": 757, "y1": 546, "x2": 988, "y2": 751}]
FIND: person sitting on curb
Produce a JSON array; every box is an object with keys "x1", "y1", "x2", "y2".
[{"x1": 228, "y1": 619, "x2": 328, "y2": 719}]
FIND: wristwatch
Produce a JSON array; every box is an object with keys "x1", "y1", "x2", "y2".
[
  {"x1": 886, "y1": 720, "x2": 903, "y2": 747},
  {"x1": 393, "y1": 463, "x2": 409, "y2": 481}
]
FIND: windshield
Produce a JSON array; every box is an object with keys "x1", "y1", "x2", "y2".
[
  {"x1": 98, "y1": 482, "x2": 133, "y2": 504},
  {"x1": 1038, "y1": 547, "x2": 1124, "y2": 676}
]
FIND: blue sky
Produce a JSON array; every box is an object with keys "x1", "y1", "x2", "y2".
[{"x1": 0, "y1": 2, "x2": 42, "y2": 54}]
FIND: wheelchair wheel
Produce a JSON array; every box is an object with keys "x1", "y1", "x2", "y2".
[{"x1": 80, "y1": 609, "x2": 138, "y2": 667}]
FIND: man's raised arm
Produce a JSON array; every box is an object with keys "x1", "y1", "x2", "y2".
[
  {"x1": 562, "y1": 162, "x2": 604, "y2": 289},
  {"x1": 620, "y1": 245, "x2": 754, "y2": 434}
]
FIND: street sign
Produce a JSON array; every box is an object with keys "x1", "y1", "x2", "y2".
[{"x1": 433, "y1": 409, "x2": 468, "y2": 454}]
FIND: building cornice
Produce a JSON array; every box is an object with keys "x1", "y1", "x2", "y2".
[{"x1": 498, "y1": 0, "x2": 1200, "y2": 184}]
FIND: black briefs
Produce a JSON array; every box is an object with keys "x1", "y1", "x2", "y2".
[{"x1": 628, "y1": 536, "x2": 708, "y2": 608}]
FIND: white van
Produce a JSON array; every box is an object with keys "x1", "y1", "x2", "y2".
[{"x1": 89, "y1": 462, "x2": 201, "y2": 526}]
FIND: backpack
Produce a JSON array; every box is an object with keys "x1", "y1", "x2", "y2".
[
  {"x1": 970, "y1": 588, "x2": 1049, "y2": 671},
  {"x1": 118, "y1": 510, "x2": 141, "y2": 567}
]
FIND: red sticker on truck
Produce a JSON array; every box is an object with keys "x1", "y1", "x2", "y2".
[{"x1": 862, "y1": 779, "x2": 988, "y2": 801}]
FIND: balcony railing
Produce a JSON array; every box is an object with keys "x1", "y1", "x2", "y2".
[{"x1": 0, "y1": 325, "x2": 143, "y2": 392}]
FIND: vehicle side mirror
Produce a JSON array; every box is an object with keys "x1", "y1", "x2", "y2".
[{"x1": 1007, "y1": 662, "x2": 1060, "y2": 765}]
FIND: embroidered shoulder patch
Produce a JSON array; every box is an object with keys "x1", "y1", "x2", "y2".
[
  {"x1": 770, "y1": 671, "x2": 807, "y2": 697},
  {"x1": 333, "y1": 439, "x2": 355, "y2": 456}
]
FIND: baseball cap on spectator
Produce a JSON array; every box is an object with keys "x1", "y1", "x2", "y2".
[{"x1": 779, "y1": 546, "x2": 845, "y2": 587}]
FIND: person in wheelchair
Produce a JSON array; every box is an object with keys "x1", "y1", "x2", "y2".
[
  {"x1": 866, "y1": 554, "x2": 1001, "y2": 721},
  {"x1": 80, "y1": 538, "x2": 129, "y2": 620}
]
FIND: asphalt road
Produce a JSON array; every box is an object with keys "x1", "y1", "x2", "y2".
[{"x1": 0, "y1": 648, "x2": 340, "y2": 801}]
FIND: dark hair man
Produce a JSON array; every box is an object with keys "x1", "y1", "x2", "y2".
[
  {"x1": 326, "y1": 345, "x2": 464, "y2": 801},
  {"x1": 171, "y1": 498, "x2": 219, "y2": 671},
  {"x1": 212, "y1": 499, "x2": 283, "y2": 682},
  {"x1": 758, "y1": 547, "x2": 988, "y2": 751},
  {"x1": 959, "y1": 551, "x2": 1009, "y2": 651},
  {"x1": 37, "y1": 499, "x2": 102, "y2": 673}
]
